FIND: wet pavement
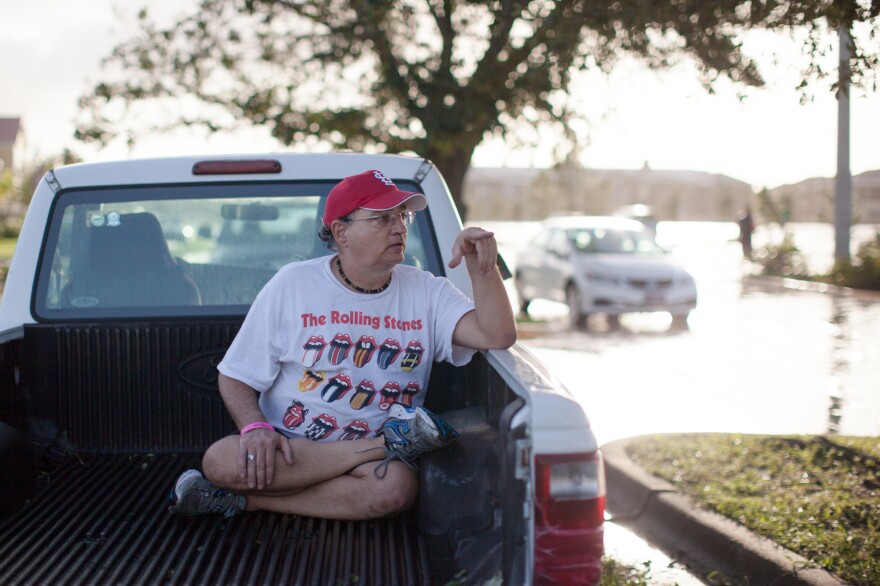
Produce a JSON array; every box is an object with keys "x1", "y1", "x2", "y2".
[
  {"x1": 495, "y1": 220, "x2": 880, "y2": 444},
  {"x1": 521, "y1": 282, "x2": 880, "y2": 444},
  {"x1": 486, "y1": 220, "x2": 880, "y2": 582}
]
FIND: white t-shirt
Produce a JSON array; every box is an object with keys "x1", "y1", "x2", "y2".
[{"x1": 218, "y1": 256, "x2": 477, "y2": 441}]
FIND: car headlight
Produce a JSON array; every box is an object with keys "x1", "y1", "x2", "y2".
[{"x1": 676, "y1": 273, "x2": 696, "y2": 286}]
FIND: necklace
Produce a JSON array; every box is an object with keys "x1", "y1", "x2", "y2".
[{"x1": 335, "y1": 256, "x2": 392, "y2": 294}]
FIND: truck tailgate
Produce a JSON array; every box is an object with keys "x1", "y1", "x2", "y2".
[{"x1": 0, "y1": 453, "x2": 430, "y2": 585}]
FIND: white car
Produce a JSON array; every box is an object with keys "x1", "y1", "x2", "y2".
[{"x1": 515, "y1": 216, "x2": 697, "y2": 329}]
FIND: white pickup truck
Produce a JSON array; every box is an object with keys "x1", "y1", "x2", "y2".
[{"x1": 0, "y1": 153, "x2": 604, "y2": 584}]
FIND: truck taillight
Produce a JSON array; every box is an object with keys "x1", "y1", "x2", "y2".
[{"x1": 534, "y1": 451, "x2": 605, "y2": 585}]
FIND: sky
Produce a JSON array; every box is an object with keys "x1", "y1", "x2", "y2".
[{"x1": 1, "y1": 0, "x2": 878, "y2": 191}]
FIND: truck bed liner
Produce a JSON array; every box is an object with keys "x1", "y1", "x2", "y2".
[{"x1": 0, "y1": 453, "x2": 430, "y2": 585}]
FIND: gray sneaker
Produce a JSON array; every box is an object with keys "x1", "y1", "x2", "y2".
[
  {"x1": 168, "y1": 469, "x2": 246, "y2": 518},
  {"x1": 375, "y1": 405, "x2": 458, "y2": 477}
]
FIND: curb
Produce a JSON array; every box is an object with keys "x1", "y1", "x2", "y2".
[
  {"x1": 742, "y1": 274, "x2": 880, "y2": 300},
  {"x1": 602, "y1": 437, "x2": 846, "y2": 586}
]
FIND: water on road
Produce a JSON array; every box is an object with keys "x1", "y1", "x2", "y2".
[
  {"x1": 485, "y1": 220, "x2": 880, "y2": 583},
  {"x1": 491, "y1": 220, "x2": 880, "y2": 445}
]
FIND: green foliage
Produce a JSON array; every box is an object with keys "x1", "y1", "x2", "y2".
[
  {"x1": 0, "y1": 169, "x2": 12, "y2": 198},
  {"x1": 823, "y1": 232, "x2": 880, "y2": 291},
  {"x1": 0, "y1": 238, "x2": 11, "y2": 290},
  {"x1": 755, "y1": 187, "x2": 788, "y2": 227},
  {"x1": 0, "y1": 150, "x2": 80, "y2": 206},
  {"x1": 0, "y1": 217, "x2": 21, "y2": 239},
  {"x1": 0, "y1": 170, "x2": 22, "y2": 238},
  {"x1": 0, "y1": 238, "x2": 15, "y2": 259},
  {"x1": 0, "y1": 150, "x2": 81, "y2": 238},
  {"x1": 628, "y1": 434, "x2": 880, "y2": 585},
  {"x1": 753, "y1": 228, "x2": 880, "y2": 291},
  {"x1": 752, "y1": 231, "x2": 809, "y2": 277},
  {"x1": 75, "y1": 1, "x2": 880, "y2": 219}
]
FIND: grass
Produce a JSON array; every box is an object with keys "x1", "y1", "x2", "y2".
[
  {"x1": 599, "y1": 558, "x2": 648, "y2": 585},
  {"x1": 600, "y1": 558, "x2": 651, "y2": 585},
  {"x1": 626, "y1": 434, "x2": 880, "y2": 585}
]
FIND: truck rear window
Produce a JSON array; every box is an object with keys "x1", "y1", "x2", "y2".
[{"x1": 34, "y1": 181, "x2": 441, "y2": 320}]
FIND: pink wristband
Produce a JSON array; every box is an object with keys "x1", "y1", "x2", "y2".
[{"x1": 240, "y1": 421, "x2": 274, "y2": 435}]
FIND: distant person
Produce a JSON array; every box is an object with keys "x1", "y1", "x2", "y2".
[{"x1": 737, "y1": 208, "x2": 755, "y2": 259}]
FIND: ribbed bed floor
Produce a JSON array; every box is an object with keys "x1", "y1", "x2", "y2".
[{"x1": 0, "y1": 453, "x2": 430, "y2": 585}]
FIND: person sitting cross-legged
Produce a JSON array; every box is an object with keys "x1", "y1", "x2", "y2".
[{"x1": 169, "y1": 169, "x2": 516, "y2": 521}]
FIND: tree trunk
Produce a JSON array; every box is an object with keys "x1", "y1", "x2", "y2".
[{"x1": 424, "y1": 145, "x2": 475, "y2": 223}]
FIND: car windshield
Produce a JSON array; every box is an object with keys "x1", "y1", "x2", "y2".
[
  {"x1": 35, "y1": 181, "x2": 440, "y2": 320},
  {"x1": 567, "y1": 227, "x2": 660, "y2": 254}
]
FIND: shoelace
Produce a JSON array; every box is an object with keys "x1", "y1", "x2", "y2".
[
  {"x1": 202, "y1": 488, "x2": 244, "y2": 518},
  {"x1": 373, "y1": 453, "x2": 418, "y2": 479},
  {"x1": 355, "y1": 445, "x2": 416, "y2": 479}
]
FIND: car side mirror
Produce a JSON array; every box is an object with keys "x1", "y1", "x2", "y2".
[
  {"x1": 497, "y1": 253, "x2": 512, "y2": 280},
  {"x1": 549, "y1": 244, "x2": 568, "y2": 258}
]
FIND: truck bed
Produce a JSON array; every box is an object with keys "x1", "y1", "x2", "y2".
[
  {"x1": 0, "y1": 452, "x2": 430, "y2": 586},
  {"x1": 0, "y1": 320, "x2": 524, "y2": 585}
]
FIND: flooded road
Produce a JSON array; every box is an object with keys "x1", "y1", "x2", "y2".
[
  {"x1": 486, "y1": 220, "x2": 880, "y2": 583},
  {"x1": 522, "y1": 283, "x2": 880, "y2": 444},
  {"x1": 492, "y1": 220, "x2": 880, "y2": 444}
]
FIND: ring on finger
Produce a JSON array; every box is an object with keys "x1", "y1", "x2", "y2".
[{"x1": 247, "y1": 454, "x2": 256, "y2": 461}]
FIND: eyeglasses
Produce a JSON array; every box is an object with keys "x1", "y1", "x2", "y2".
[{"x1": 342, "y1": 210, "x2": 416, "y2": 227}]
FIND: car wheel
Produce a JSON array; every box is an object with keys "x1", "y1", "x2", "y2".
[
  {"x1": 606, "y1": 314, "x2": 621, "y2": 331},
  {"x1": 566, "y1": 283, "x2": 588, "y2": 329},
  {"x1": 671, "y1": 312, "x2": 690, "y2": 330}
]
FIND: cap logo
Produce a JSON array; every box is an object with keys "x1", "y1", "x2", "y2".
[{"x1": 372, "y1": 171, "x2": 395, "y2": 186}]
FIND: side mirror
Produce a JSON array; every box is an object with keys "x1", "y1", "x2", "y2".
[
  {"x1": 549, "y1": 244, "x2": 569, "y2": 258},
  {"x1": 497, "y1": 253, "x2": 512, "y2": 280}
]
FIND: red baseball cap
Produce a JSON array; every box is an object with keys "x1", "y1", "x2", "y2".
[{"x1": 322, "y1": 170, "x2": 428, "y2": 227}]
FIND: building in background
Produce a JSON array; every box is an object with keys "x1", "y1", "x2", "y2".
[
  {"x1": 768, "y1": 171, "x2": 880, "y2": 224},
  {"x1": 463, "y1": 162, "x2": 753, "y2": 222},
  {"x1": 0, "y1": 118, "x2": 25, "y2": 174},
  {"x1": 463, "y1": 162, "x2": 880, "y2": 224}
]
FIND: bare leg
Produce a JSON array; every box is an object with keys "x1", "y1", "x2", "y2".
[
  {"x1": 246, "y1": 461, "x2": 418, "y2": 520},
  {"x1": 203, "y1": 435, "x2": 385, "y2": 493},
  {"x1": 202, "y1": 435, "x2": 417, "y2": 520}
]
